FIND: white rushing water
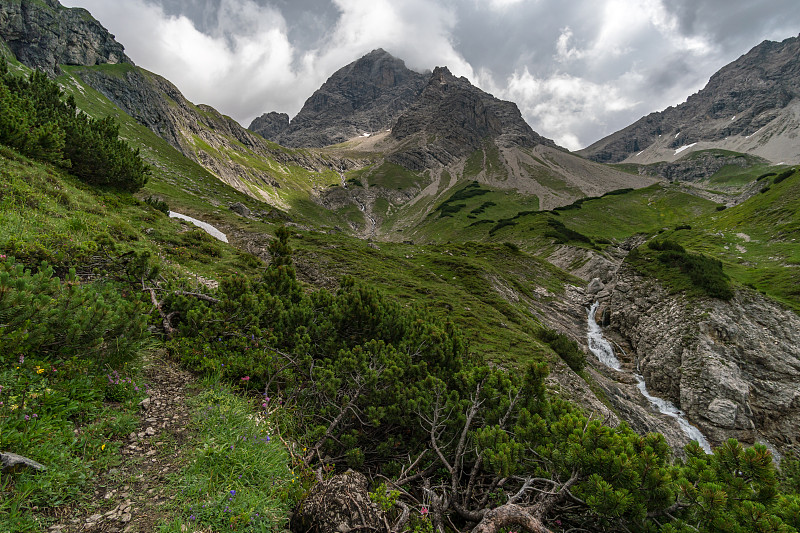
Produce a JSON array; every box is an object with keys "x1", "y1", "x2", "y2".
[
  {"x1": 586, "y1": 302, "x2": 712, "y2": 453},
  {"x1": 634, "y1": 375, "x2": 713, "y2": 453},
  {"x1": 586, "y1": 302, "x2": 621, "y2": 370},
  {"x1": 169, "y1": 211, "x2": 228, "y2": 243}
]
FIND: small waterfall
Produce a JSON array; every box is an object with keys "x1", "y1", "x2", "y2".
[
  {"x1": 169, "y1": 211, "x2": 228, "y2": 243},
  {"x1": 586, "y1": 302, "x2": 621, "y2": 370},
  {"x1": 634, "y1": 375, "x2": 713, "y2": 453},
  {"x1": 586, "y1": 301, "x2": 712, "y2": 454}
]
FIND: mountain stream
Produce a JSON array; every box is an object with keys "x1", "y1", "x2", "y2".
[{"x1": 586, "y1": 302, "x2": 712, "y2": 453}]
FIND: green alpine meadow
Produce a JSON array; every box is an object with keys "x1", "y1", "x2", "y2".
[{"x1": 1, "y1": 1, "x2": 799, "y2": 532}]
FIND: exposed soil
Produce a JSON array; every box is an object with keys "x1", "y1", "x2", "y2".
[{"x1": 48, "y1": 352, "x2": 199, "y2": 533}]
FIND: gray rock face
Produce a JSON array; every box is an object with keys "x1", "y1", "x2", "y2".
[
  {"x1": 580, "y1": 34, "x2": 800, "y2": 163},
  {"x1": 388, "y1": 66, "x2": 558, "y2": 170},
  {"x1": 1, "y1": 451, "x2": 46, "y2": 473},
  {"x1": 71, "y1": 65, "x2": 361, "y2": 196},
  {"x1": 275, "y1": 48, "x2": 429, "y2": 148},
  {"x1": 607, "y1": 264, "x2": 800, "y2": 451},
  {"x1": 290, "y1": 471, "x2": 387, "y2": 533},
  {"x1": 0, "y1": 0, "x2": 132, "y2": 76},
  {"x1": 248, "y1": 111, "x2": 289, "y2": 141},
  {"x1": 640, "y1": 152, "x2": 769, "y2": 182}
]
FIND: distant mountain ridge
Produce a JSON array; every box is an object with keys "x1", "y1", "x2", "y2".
[{"x1": 579, "y1": 34, "x2": 800, "y2": 165}]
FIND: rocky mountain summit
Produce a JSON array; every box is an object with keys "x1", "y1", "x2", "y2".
[
  {"x1": 248, "y1": 111, "x2": 289, "y2": 142},
  {"x1": 253, "y1": 48, "x2": 429, "y2": 147},
  {"x1": 580, "y1": 34, "x2": 800, "y2": 165},
  {"x1": 388, "y1": 65, "x2": 558, "y2": 170},
  {"x1": 0, "y1": 0, "x2": 131, "y2": 76}
]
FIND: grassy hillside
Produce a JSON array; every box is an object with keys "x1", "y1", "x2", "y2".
[{"x1": 645, "y1": 166, "x2": 800, "y2": 310}]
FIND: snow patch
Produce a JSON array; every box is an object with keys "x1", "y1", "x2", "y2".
[
  {"x1": 731, "y1": 116, "x2": 736, "y2": 121},
  {"x1": 169, "y1": 212, "x2": 228, "y2": 243},
  {"x1": 674, "y1": 143, "x2": 697, "y2": 155},
  {"x1": 636, "y1": 150, "x2": 644, "y2": 156},
  {"x1": 745, "y1": 126, "x2": 765, "y2": 139},
  {"x1": 361, "y1": 133, "x2": 371, "y2": 137},
  {"x1": 675, "y1": 132, "x2": 681, "y2": 139}
]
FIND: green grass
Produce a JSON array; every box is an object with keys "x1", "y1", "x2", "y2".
[
  {"x1": 546, "y1": 184, "x2": 718, "y2": 242},
  {"x1": 650, "y1": 166, "x2": 800, "y2": 311},
  {"x1": 626, "y1": 240, "x2": 733, "y2": 300},
  {"x1": 292, "y1": 232, "x2": 579, "y2": 365},
  {"x1": 0, "y1": 355, "x2": 146, "y2": 532},
  {"x1": 0, "y1": 147, "x2": 266, "y2": 280},
  {"x1": 157, "y1": 380, "x2": 300, "y2": 532}
]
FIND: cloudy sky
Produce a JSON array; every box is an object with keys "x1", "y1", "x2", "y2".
[{"x1": 60, "y1": 0, "x2": 800, "y2": 150}]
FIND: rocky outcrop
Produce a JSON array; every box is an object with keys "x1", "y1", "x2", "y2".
[
  {"x1": 248, "y1": 111, "x2": 289, "y2": 141},
  {"x1": 290, "y1": 471, "x2": 387, "y2": 533},
  {"x1": 70, "y1": 65, "x2": 363, "y2": 199},
  {"x1": 1, "y1": 451, "x2": 46, "y2": 473},
  {"x1": 579, "y1": 34, "x2": 800, "y2": 164},
  {"x1": 273, "y1": 48, "x2": 429, "y2": 148},
  {"x1": 639, "y1": 151, "x2": 769, "y2": 182},
  {"x1": 388, "y1": 66, "x2": 558, "y2": 170},
  {"x1": 0, "y1": 0, "x2": 131, "y2": 76},
  {"x1": 605, "y1": 264, "x2": 800, "y2": 451}
]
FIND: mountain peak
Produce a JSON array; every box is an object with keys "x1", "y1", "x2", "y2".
[
  {"x1": 252, "y1": 49, "x2": 429, "y2": 147},
  {"x1": 0, "y1": 0, "x2": 132, "y2": 77},
  {"x1": 579, "y1": 33, "x2": 800, "y2": 164},
  {"x1": 388, "y1": 64, "x2": 557, "y2": 170}
]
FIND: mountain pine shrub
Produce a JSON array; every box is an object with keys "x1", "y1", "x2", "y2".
[{"x1": 0, "y1": 60, "x2": 149, "y2": 191}]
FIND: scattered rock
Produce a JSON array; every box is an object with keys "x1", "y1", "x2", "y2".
[
  {"x1": 587, "y1": 277, "x2": 605, "y2": 295},
  {"x1": 229, "y1": 202, "x2": 252, "y2": 217},
  {"x1": 0, "y1": 452, "x2": 46, "y2": 473}
]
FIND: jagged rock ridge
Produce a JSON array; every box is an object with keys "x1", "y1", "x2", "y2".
[
  {"x1": 579, "y1": 34, "x2": 800, "y2": 165},
  {"x1": 388, "y1": 66, "x2": 558, "y2": 170},
  {"x1": 0, "y1": 0, "x2": 131, "y2": 76},
  {"x1": 254, "y1": 48, "x2": 429, "y2": 147},
  {"x1": 248, "y1": 111, "x2": 289, "y2": 142}
]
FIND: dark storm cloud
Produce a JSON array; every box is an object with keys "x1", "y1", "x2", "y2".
[
  {"x1": 664, "y1": 0, "x2": 800, "y2": 46},
  {"x1": 60, "y1": 0, "x2": 800, "y2": 149}
]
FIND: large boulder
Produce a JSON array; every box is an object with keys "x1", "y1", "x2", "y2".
[
  {"x1": 291, "y1": 471, "x2": 388, "y2": 533},
  {"x1": 1, "y1": 451, "x2": 46, "y2": 473}
]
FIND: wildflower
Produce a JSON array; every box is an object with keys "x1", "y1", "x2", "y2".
[
  {"x1": 25, "y1": 415, "x2": 30, "y2": 421},
  {"x1": 101, "y1": 444, "x2": 106, "y2": 451},
  {"x1": 262, "y1": 403, "x2": 267, "y2": 408},
  {"x1": 0, "y1": 254, "x2": 5, "y2": 259},
  {"x1": 420, "y1": 506, "x2": 429, "y2": 516},
  {"x1": 32, "y1": 413, "x2": 38, "y2": 418},
  {"x1": 230, "y1": 490, "x2": 236, "y2": 496},
  {"x1": 35, "y1": 366, "x2": 44, "y2": 374},
  {"x1": 189, "y1": 515, "x2": 196, "y2": 521},
  {"x1": 264, "y1": 396, "x2": 270, "y2": 403},
  {"x1": 19, "y1": 355, "x2": 24, "y2": 364},
  {"x1": 241, "y1": 376, "x2": 250, "y2": 381}
]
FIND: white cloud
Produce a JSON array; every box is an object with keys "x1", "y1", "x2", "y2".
[
  {"x1": 59, "y1": 0, "x2": 800, "y2": 148},
  {"x1": 62, "y1": 0, "x2": 476, "y2": 125},
  {"x1": 492, "y1": 68, "x2": 638, "y2": 150},
  {"x1": 485, "y1": 0, "x2": 528, "y2": 10}
]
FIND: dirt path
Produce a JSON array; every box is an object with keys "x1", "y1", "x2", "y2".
[{"x1": 50, "y1": 352, "x2": 197, "y2": 533}]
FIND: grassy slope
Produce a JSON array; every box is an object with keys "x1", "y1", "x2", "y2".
[
  {"x1": 649, "y1": 168, "x2": 800, "y2": 311},
  {"x1": 0, "y1": 145, "x2": 299, "y2": 530}
]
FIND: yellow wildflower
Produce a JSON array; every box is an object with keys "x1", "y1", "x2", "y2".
[{"x1": 101, "y1": 444, "x2": 106, "y2": 451}]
